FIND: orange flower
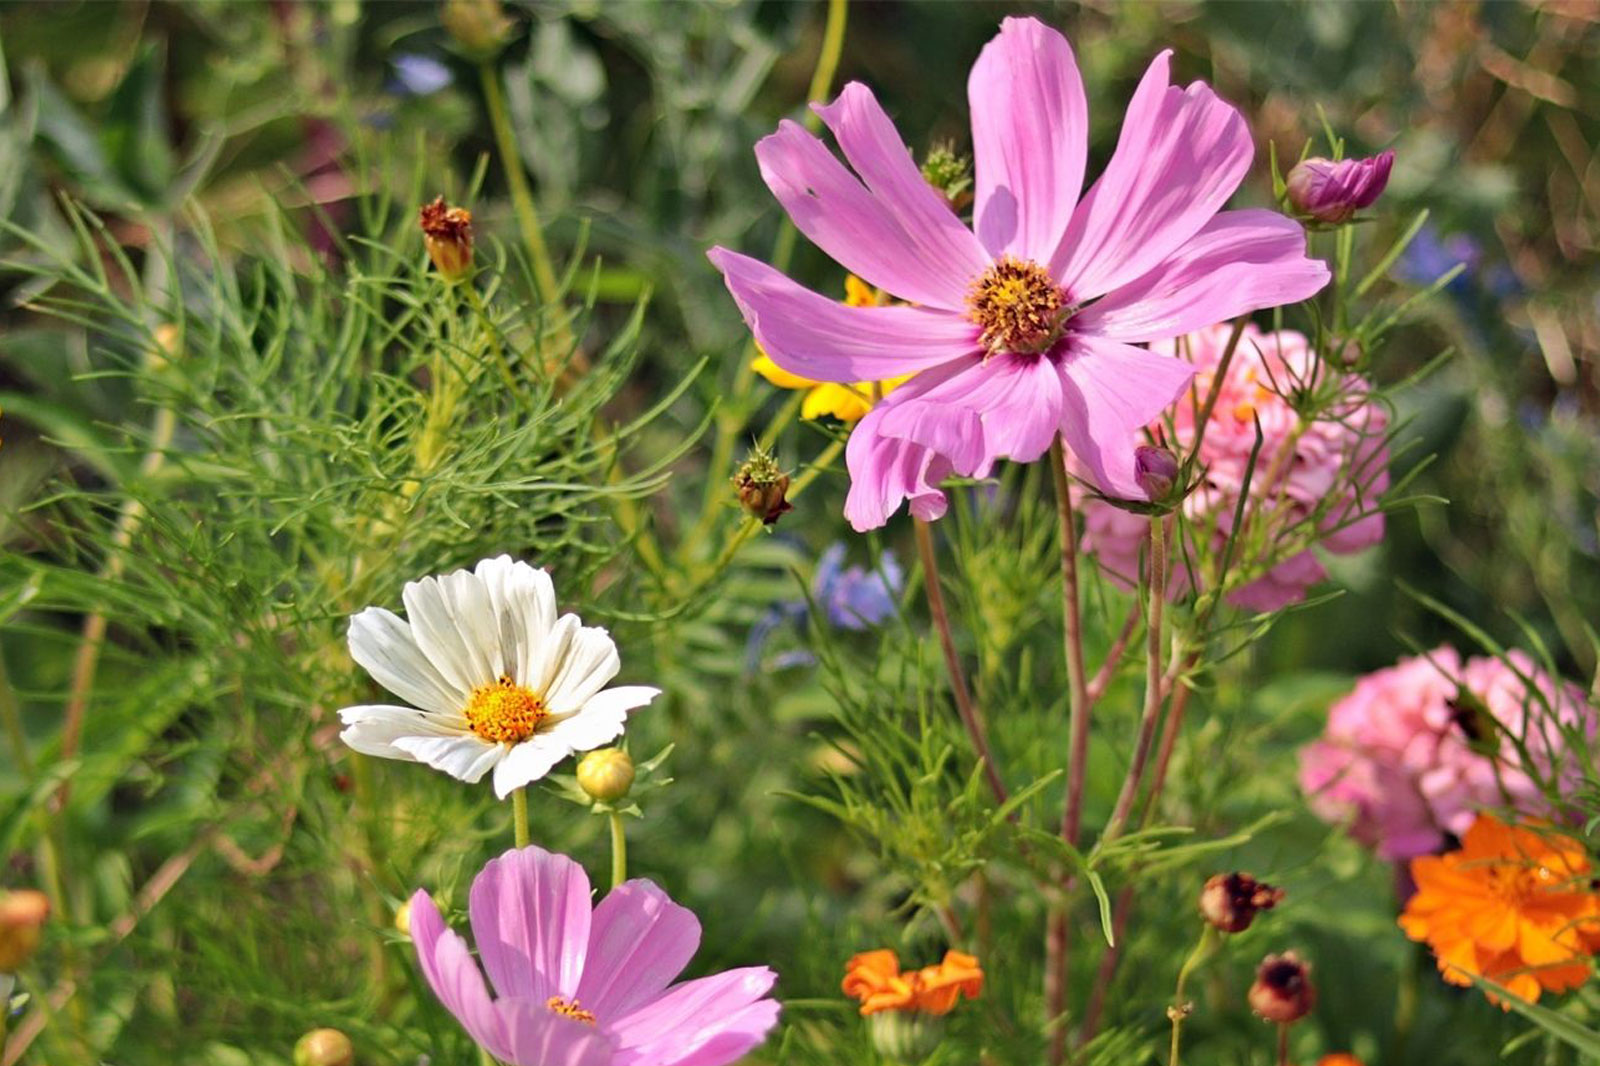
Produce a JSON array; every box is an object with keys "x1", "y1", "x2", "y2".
[
  {"x1": 1317, "y1": 1055, "x2": 1365, "y2": 1066},
  {"x1": 842, "y1": 949, "x2": 983, "y2": 1016},
  {"x1": 1399, "y1": 814, "x2": 1600, "y2": 1007}
]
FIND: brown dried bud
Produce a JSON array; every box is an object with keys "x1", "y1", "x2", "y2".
[
  {"x1": 294, "y1": 1028, "x2": 354, "y2": 1066},
  {"x1": 419, "y1": 197, "x2": 474, "y2": 283},
  {"x1": 1248, "y1": 951, "x2": 1315, "y2": 1024},
  {"x1": 732, "y1": 446, "x2": 793, "y2": 525},
  {"x1": 1199, "y1": 872, "x2": 1284, "y2": 933},
  {"x1": 0, "y1": 889, "x2": 50, "y2": 972}
]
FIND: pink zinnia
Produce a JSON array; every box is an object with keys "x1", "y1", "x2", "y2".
[
  {"x1": 708, "y1": 16, "x2": 1329, "y2": 531},
  {"x1": 1079, "y1": 322, "x2": 1388, "y2": 611},
  {"x1": 1299, "y1": 648, "x2": 1593, "y2": 861},
  {"x1": 410, "y1": 845, "x2": 780, "y2": 1066}
]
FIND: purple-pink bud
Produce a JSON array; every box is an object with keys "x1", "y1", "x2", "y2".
[
  {"x1": 1285, "y1": 150, "x2": 1395, "y2": 224},
  {"x1": 1134, "y1": 445, "x2": 1180, "y2": 502}
]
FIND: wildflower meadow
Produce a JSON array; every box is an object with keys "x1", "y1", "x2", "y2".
[{"x1": 2, "y1": 3, "x2": 1599, "y2": 1065}]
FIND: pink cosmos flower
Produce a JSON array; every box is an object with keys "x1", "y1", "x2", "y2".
[
  {"x1": 1079, "y1": 323, "x2": 1388, "y2": 611},
  {"x1": 1286, "y1": 150, "x2": 1395, "y2": 224},
  {"x1": 1299, "y1": 648, "x2": 1594, "y2": 861},
  {"x1": 410, "y1": 845, "x2": 780, "y2": 1066},
  {"x1": 708, "y1": 16, "x2": 1329, "y2": 531}
]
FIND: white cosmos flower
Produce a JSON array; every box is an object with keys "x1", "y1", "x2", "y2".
[{"x1": 338, "y1": 555, "x2": 659, "y2": 798}]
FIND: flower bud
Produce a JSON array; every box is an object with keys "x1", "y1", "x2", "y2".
[
  {"x1": 293, "y1": 1027, "x2": 354, "y2": 1066},
  {"x1": 920, "y1": 143, "x2": 973, "y2": 211},
  {"x1": 1199, "y1": 872, "x2": 1284, "y2": 934},
  {"x1": 1134, "y1": 445, "x2": 1181, "y2": 503},
  {"x1": 1285, "y1": 151, "x2": 1395, "y2": 224},
  {"x1": 576, "y1": 748, "x2": 635, "y2": 803},
  {"x1": 732, "y1": 446, "x2": 793, "y2": 526},
  {"x1": 1248, "y1": 951, "x2": 1316, "y2": 1023},
  {"x1": 419, "y1": 197, "x2": 474, "y2": 283},
  {"x1": 867, "y1": 1011, "x2": 943, "y2": 1063},
  {"x1": 440, "y1": 0, "x2": 515, "y2": 59},
  {"x1": 0, "y1": 889, "x2": 50, "y2": 972},
  {"x1": 393, "y1": 898, "x2": 412, "y2": 938}
]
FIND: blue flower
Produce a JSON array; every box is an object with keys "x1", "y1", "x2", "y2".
[
  {"x1": 391, "y1": 54, "x2": 453, "y2": 96},
  {"x1": 745, "y1": 543, "x2": 903, "y2": 671}
]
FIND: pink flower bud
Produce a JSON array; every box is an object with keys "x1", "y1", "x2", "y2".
[
  {"x1": 1134, "y1": 445, "x2": 1180, "y2": 502},
  {"x1": 1286, "y1": 151, "x2": 1395, "y2": 224}
]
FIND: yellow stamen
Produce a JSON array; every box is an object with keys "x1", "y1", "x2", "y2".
[
  {"x1": 463, "y1": 675, "x2": 545, "y2": 744},
  {"x1": 547, "y1": 996, "x2": 598, "y2": 1026},
  {"x1": 966, "y1": 256, "x2": 1066, "y2": 356}
]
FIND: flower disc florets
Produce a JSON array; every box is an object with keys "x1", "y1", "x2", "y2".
[
  {"x1": 967, "y1": 256, "x2": 1066, "y2": 356},
  {"x1": 464, "y1": 676, "x2": 546, "y2": 744}
]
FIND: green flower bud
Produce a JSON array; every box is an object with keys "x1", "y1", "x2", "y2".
[
  {"x1": 294, "y1": 1028, "x2": 354, "y2": 1066},
  {"x1": 577, "y1": 748, "x2": 635, "y2": 803}
]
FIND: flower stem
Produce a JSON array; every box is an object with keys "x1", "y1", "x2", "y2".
[
  {"x1": 512, "y1": 788, "x2": 530, "y2": 849},
  {"x1": 1168, "y1": 925, "x2": 1219, "y2": 1066},
  {"x1": 1104, "y1": 515, "x2": 1169, "y2": 842},
  {"x1": 1183, "y1": 317, "x2": 1248, "y2": 465},
  {"x1": 912, "y1": 517, "x2": 1007, "y2": 805},
  {"x1": 608, "y1": 810, "x2": 627, "y2": 889},
  {"x1": 478, "y1": 62, "x2": 563, "y2": 312},
  {"x1": 1276, "y1": 1022, "x2": 1290, "y2": 1066}
]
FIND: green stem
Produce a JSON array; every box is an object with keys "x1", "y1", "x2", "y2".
[
  {"x1": 608, "y1": 811, "x2": 627, "y2": 889},
  {"x1": 478, "y1": 63, "x2": 563, "y2": 311},
  {"x1": 512, "y1": 788, "x2": 530, "y2": 849},
  {"x1": 1169, "y1": 925, "x2": 1220, "y2": 1066},
  {"x1": 462, "y1": 283, "x2": 522, "y2": 400}
]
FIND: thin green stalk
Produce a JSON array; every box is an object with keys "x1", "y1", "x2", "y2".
[
  {"x1": 1183, "y1": 317, "x2": 1247, "y2": 467},
  {"x1": 478, "y1": 63, "x2": 563, "y2": 311},
  {"x1": 1169, "y1": 925, "x2": 1220, "y2": 1066},
  {"x1": 512, "y1": 788, "x2": 530, "y2": 849},
  {"x1": 1275, "y1": 1022, "x2": 1290, "y2": 1066},
  {"x1": 608, "y1": 811, "x2": 627, "y2": 889},
  {"x1": 462, "y1": 282, "x2": 523, "y2": 400},
  {"x1": 699, "y1": 436, "x2": 845, "y2": 586}
]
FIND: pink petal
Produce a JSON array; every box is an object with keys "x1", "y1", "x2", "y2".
[
  {"x1": 1057, "y1": 336, "x2": 1195, "y2": 499},
  {"x1": 469, "y1": 846, "x2": 594, "y2": 1004},
  {"x1": 1072, "y1": 210, "x2": 1330, "y2": 342},
  {"x1": 707, "y1": 248, "x2": 979, "y2": 382},
  {"x1": 810, "y1": 83, "x2": 991, "y2": 305},
  {"x1": 1050, "y1": 51, "x2": 1253, "y2": 301},
  {"x1": 577, "y1": 880, "x2": 701, "y2": 1020},
  {"x1": 874, "y1": 353, "x2": 1065, "y2": 474},
  {"x1": 843, "y1": 415, "x2": 955, "y2": 532},
  {"x1": 968, "y1": 16, "x2": 1089, "y2": 260},
  {"x1": 410, "y1": 888, "x2": 514, "y2": 1060},
  {"x1": 495, "y1": 999, "x2": 617, "y2": 1066},
  {"x1": 609, "y1": 967, "x2": 780, "y2": 1066},
  {"x1": 753, "y1": 120, "x2": 980, "y2": 309}
]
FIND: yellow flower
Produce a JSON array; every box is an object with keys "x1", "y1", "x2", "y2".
[
  {"x1": 1399, "y1": 814, "x2": 1600, "y2": 1007},
  {"x1": 751, "y1": 276, "x2": 911, "y2": 422}
]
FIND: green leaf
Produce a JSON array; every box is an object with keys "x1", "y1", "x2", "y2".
[
  {"x1": 103, "y1": 42, "x2": 174, "y2": 203},
  {"x1": 1464, "y1": 973, "x2": 1600, "y2": 1058}
]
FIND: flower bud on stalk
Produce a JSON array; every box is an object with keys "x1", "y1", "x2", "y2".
[
  {"x1": 0, "y1": 889, "x2": 49, "y2": 972},
  {"x1": 440, "y1": 0, "x2": 515, "y2": 59},
  {"x1": 393, "y1": 898, "x2": 412, "y2": 938},
  {"x1": 577, "y1": 748, "x2": 635, "y2": 803},
  {"x1": 1133, "y1": 445, "x2": 1181, "y2": 504},
  {"x1": 1199, "y1": 872, "x2": 1284, "y2": 934},
  {"x1": 1248, "y1": 951, "x2": 1316, "y2": 1023},
  {"x1": 1285, "y1": 151, "x2": 1395, "y2": 224},
  {"x1": 733, "y1": 446, "x2": 793, "y2": 525},
  {"x1": 419, "y1": 197, "x2": 474, "y2": 283},
  {"x1": 293, "y1": 1027, "x2": 354, "y2": 1066}
]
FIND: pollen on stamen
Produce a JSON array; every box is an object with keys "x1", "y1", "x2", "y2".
[
  {"x1": 463, "y1": 675, "x2": 545, "y2": 745},
  {"x1": 967, "y1": 256, "x2": 1067, "y2": 356},
  {"x1": 547, "y1": 995, "x2": 598, "y2": 1026}
]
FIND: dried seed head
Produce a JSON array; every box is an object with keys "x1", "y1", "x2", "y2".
[
  {"x1": 1248, "y1": 951, "x2": 1316, "y2": 1023},
  {"x1": 1199, "y1": 872, "x2": 1285, "y2": 934}
]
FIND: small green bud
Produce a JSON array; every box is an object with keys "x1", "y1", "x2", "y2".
[
  {"x1": 577, "y1": 748, "x2": 635, "y2": 803},
  {"x1": 294, "y1": 1028, "x2": 354, "y2": 1066},
  {"x1": 920, "y1": 143, "x2": 973, "y2": 210},
  {"x1": 440, "y1": 0, "x2": 515, "y2": 59},
  {"x1": 867, "y1": 1010, "x2": 943, "y2": 1063}
]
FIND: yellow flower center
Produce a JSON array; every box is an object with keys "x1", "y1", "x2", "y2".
[
  {"x1": 547, "y1": 996, "x2": 597, "y2": 1026},
  {"x1": 463, "y1": 676, "x2": 545, "y2": 744},
  {"x1": 967, "y1": 256, "x2": 1066, "y2": 356}
]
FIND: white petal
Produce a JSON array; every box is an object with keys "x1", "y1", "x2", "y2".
[
  {"x1": 542, "y1": 692, "x2": 644, "y2": 754},
  {"x1": 473, "y1": 555, "x2": 559, "y2": 685},
  {"x1": 579, "y1": 685, "x2": 661, "y2": 722},
  {"x1": 541, "y1": 623, "x2": 621, "y2": 715},
  {"x1": 393, "y1": 734, "x2": 506, "y2": 783},
  {"x1": 403, "y1": 568, "x2": 502, "y2": 692},
  {"x1": 347, "y1": 608, "x2": 466, "y2": 714},
  {"x1": 338, "y1": 704, "x2": 469, "y2": 759},
  {"x1": 493, "y1": 735, "x2": 574, "y2": 798}
]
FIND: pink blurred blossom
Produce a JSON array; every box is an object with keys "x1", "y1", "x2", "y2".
[
  {"x1": 1299, "y1": 647, "x2": 1594, "y2": 860},
  {"x1": 1079, "y1": 322, "x2": 1388, "y2": 610},
  {"x1": 708, "y1": 17, "x2": 1328, "y2": 531},
  {"x1": 410, "y1": 845, "x2": 780, "y2": 1066}
]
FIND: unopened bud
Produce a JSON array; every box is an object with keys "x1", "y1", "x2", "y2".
[
  {"x1": 733, "y1": 446, "x2": 793, "y2": 526},
  {"x1": 1134, "y1": 445, "x2": 1181, "y2": 503},
  {"x1": 576, "y1": 748, "x2": 635, "y2": 803},
  {"x1": 440, "y1": 0, "x2": 515, "y2": 59},
  {"x1": 920, "y1": 143, "x2": 973, "y2": 211},
  {"x1": 393, "y1": 898, "x2": 412, "y2": 938},
  {"x1": 150, "y1": 323, "x2": 182, "y2": 370},
  {"x1": 419, "y1": 197, "x2": 474, "y2": 283},
  {"x1": 1285, "y1": 151, "x2": 1394, "y2": 225},
  {"x1": 867, "y1": 1011, "x2": 943, "y2": 1063},
  {"x1": 1199, "y1": 872, "x2": 1284, "y2": 934},
  {"x1": 1248, "y1": 951, "x2": 1315, "y2": 1023},
  {"x1": 293, "y1": 1027, "x2": 354, "y2": 1066},
  {"x1": 0, "y1": 889, "x2": 50, "y2": 972}
]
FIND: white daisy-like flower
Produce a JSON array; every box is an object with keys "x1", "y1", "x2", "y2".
[{"x1": 338, "y1": 555, "x2": 660, "y2": 798}]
